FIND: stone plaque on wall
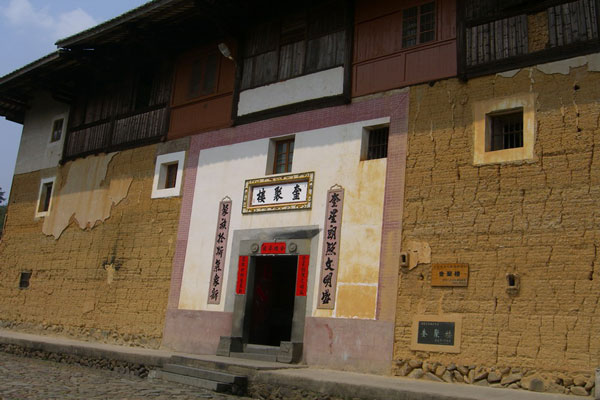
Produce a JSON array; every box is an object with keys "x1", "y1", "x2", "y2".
[
  {"x1": 411, "y1": 315, "x2": 462, "y2": 353},
  {"x1": 207, "y1": 199, "x2": 232, "y2": 304},
  {"x1": 431, "y1": 264, "x2": 469, "y2": 287},
  {"x1": 317, "y1": 186, "x2": 344, "y2": 309}
]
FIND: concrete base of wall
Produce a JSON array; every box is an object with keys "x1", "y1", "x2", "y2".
[
  {"x1": 162, "y1": 309, "x2": 232, "y2": 354},
  {"x1": 303, "y1": 317, "x2": 394, "y2": 374}
]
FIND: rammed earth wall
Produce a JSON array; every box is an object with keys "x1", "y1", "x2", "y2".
[
  {"x1": 0, "y1": 144, "x2": 180, "y2": 348},
  {"x1": 395, "y1": 58, "x2": 600, "y2": 383}
]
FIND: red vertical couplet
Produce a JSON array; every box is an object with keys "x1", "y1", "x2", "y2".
[
  {"x1": 295, "y1": 255, "x2": 310, "y2": 296},
  {"x1": 236, "y1": 256, "x2": 249, "y2": 295}
]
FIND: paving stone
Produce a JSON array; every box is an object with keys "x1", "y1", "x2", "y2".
[{"x1": 0, "y1": 352, "x2": 251, "y2": 400}]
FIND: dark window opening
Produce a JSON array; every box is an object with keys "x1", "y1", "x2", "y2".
[
  {"x1": 164, "y1": 163, "x2": 178, "y2": 189},
  {"x1": 188, "y1": 53, "x2": 219, "y2": 99},
  {"x1": 135, "y1": 69, "x2": 155, "y2": 110},
  {"x1": 273, "y1": 139, "x2": 294, "y2": 174},
  {"x1": 402, "y1": 2, "x2": 436, "y2": 48},
  {"x1": 50, "y1": 119, "x2": 63, "y2": 142},
  {"x1": 38, "y1": 181, "x2": 53, "y2": 213},
  {"x1": 367, "y1": 127, "x2": 389, "y2": 160},
  {"x1": 241, "y1": 0, "x2": 347, "y2": 90},
  {"x1": 19, "y1": 271, "x2": 31, "y2": 289},
  {"x1": 488, "y1": 110, "x2": 524, "y2": 151}
]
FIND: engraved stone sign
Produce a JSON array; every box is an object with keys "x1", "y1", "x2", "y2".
[{"x1": 411, "y1": 315, "x2": 462, "y2": 353}]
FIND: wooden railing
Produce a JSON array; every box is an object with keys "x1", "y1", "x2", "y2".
[{"x1": 63, "y1": 105, "x2": 168, "y2": 160}]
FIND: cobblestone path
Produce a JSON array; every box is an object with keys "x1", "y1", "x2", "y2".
[{"x1": 0, "y1": 352, "x2": 254, "y2": 400}]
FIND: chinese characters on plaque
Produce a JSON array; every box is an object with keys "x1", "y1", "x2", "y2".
[
  {"x1": 411, "y1": 315, "x2": 462, "y2": 353},
  {"x1": 207, "y1": 199, "x2": 232, "y2": 304},
  {"x1": 317, "y1": 187, "x2": 344, "y2": 309},
  {"x1": 242, "y1": 172, "x2": 314, "y2": 213},
  {"x1": 417, "y1": 321, "x2": 455, "y2": 346},
  {"x1": 431, "y1": 264, "x2": 469, "y2": 287}
]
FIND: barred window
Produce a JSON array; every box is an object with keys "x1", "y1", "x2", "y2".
[
  {"x1": 488, "y1": 110, "x2": 524, "y2": 151},
  {"x1": 366, "y1": 127, "x2": 389, "y2": 160}
]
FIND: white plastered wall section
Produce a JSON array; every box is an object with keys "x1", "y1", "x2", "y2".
[
  {"x1": 14, "y1": 92, "x2": 69, "y2": 175},
  {"x1": 236, "y1": 67, "x2": 344, "y2": 116},
  {"x1": 178, "y1": 117, "x2": 390, "y2": 320}
]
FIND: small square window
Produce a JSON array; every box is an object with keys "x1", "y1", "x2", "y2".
[
  {"x1": 366, "y1": 127, "x2": 389, "y2": 160},
  {"x1": 19, "y1": 271, "x2": 31, "y2": 289},
  {"x1": 35, "y1": 177, "x2": 55, "y2": 217},
  {"x1": 50, "y1": 118, "x2": 64, "y2": 142},
  {"x1": 152, "y1": 151, "x2": 185, "y2": 199},
  {"x1": 473, "y1": 93, "x2": 536, "y2": 165},
  {"x1": 273, "y1": 138, "x2": 294, "y2": 174},
  {"x1": 487, "y1": 110, "x2": 523, "y2": 152}
]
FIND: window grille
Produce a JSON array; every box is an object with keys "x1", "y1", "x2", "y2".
[
  {"x1": 489, "y1": 111, "x2": 524, "y2": 151},
  {"x1": 367, "y1": 127, "x2": 389, "y2": 160}
]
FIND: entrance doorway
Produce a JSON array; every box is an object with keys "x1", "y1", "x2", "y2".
[{"x1": 248, "y1": 255, "x2": 297, "y2": 346}]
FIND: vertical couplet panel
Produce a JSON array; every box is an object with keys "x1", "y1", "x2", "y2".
[
  {"x1": 236, "y1": 256, "x2": 249, "y2": 295},
  {"x1": 296, "y1": 255, "x2": 310, "y2": 296}
]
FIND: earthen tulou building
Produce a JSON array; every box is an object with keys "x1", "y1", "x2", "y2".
[{"x1": 0, "y1": 0, "x2": 599, "y2": 395}]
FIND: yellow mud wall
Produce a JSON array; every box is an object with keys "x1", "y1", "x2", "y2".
[
  {"x1": 396, "y1": 64, "x2": 600, "y2": 376},
  {"x1": 0, "y1": 145, "x2": 180, "y2": 348}
]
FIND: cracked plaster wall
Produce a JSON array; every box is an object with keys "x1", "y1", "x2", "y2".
[
  {"x1": 42, "y1": 153, "x2": 132, "y2": 239},
  {"x1": 0, "y1": 145, "x2": 181, "y2": 348},
  {"x1": 396, "y1": 57, "x2": 600, "y2": 374}
]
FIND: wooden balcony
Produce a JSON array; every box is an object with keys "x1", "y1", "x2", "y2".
[{"x1": 63, "y1": 105, "x2": 168, "y2": 161}]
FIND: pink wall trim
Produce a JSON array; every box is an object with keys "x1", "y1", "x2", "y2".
[{"x1": 165, "y1": 91, "x2": 409, "y2": 326}]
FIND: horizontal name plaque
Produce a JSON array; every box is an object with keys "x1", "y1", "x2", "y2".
[
  {"x1": 242, "y1": 172, "x2": 314, "y2": 213},
  {"x1": 431, "y1": 264, "x2": 469, "y2": 287}
]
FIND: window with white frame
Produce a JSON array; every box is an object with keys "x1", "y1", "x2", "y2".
[
  {"x1": 35, "y1": 177, "x2": 55, "y2": 217},
  {"x1": 151, "y1": 151, "x2": 185, "y2": 199}
]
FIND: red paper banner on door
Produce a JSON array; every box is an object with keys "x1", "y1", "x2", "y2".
[
  {"x1": 261, "y1": 242, "x2": 287, "y2": 254},
  {"x1": 236, "y1": 256, "x2": 249, "y2": 295},
  {"x1": 296, "y1": 255, "x2": 310, "y2": 296}
]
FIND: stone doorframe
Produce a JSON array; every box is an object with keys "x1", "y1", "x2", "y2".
[{"x1": 217, "y1": 225, "x2": 320, "y2": 363}]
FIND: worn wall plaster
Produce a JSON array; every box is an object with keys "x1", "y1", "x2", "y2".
[
  {"x1": 397, "y1": 56, "x2": 600, "y2": 375},
  {"x1": 404, "y1": 240, "x2": 432, "y2": 270},
  {"x1": 42, "y1": 153, "x2": 133, "y2": 239}
]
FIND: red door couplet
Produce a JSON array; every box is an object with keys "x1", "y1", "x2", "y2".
[
  {"x1": 236, "y1": 256, "x2": 249, "y2": 294},
  {"x1": 295, "y1": 255, "x2": 310, "y2": 296}
]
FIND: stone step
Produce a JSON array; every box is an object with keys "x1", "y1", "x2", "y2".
[
  {"x1": 155, "y1": 370, "x2": 231, "y2": 393},
  {"x1": 163, "y1": 364, "x2": 247, "y2": 386},
  {"x1": 230, "y1": 351, "x2": 278, "y2": 363},
  {"x1": 244, "y1": 344, "x2": 280, "y2": 356}
]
